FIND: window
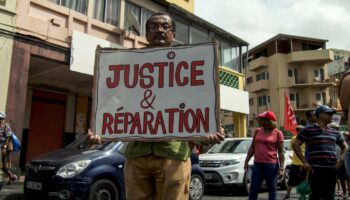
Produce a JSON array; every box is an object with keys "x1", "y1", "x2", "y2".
[
  {"x1": 93, "y1": 0, "x2": 120, "y2": 26},
  {"x1": 249, "y1": 98, "x2": 254, "y2": 105},
  {"x1": 174, "y1": 18, "x2": 189, "y2": 44},
  {"x1": 49, "y1": 0, "x2": 88, "y2": 14},
  {"x1": 316, "y1": 92, "x2": 326, "y2": 104},
  {"x1": 289, "y1": 93, "x2": 295, "y2": 101},
  {"x1": 124, "y1": 2, "x2": 153, "y2": 36},
  {"x1": 288, "y1": 68, "x2": 297, "y2": 77},
  {"x1": 314, "y1": 68, "x2": 324, "y2": 81},
  {"x1": 302, "y1": 43, "x2": 322, "y2": 50},
  {"x1": 216, "y1": 37, "x2": 241, "y2": 72},
  {"x1": 256, "y1": 72, "x2": 269, "y2": 81},
  {"x1": 246, "y1": 77, "x2": 253, "y2": 85},
  {"x1": 190, "y1": 25, "x2": 209, "y2": 44},
  {"x1": 258, "y1": 95, "x2": 270, "y2": 106},
  {"x1": 224, "y1": 124, "x2": 234, "y2": 132},
  {"x1": 249, "y1": 120, "x2": 254, "y2": 127},
  {"x1": 255, "y1": 49, "x2": 267, "y2": 58}
]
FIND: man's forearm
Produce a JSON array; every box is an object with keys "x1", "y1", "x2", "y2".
[{"x1": 293, "y1": 143, "x2": 307, "y2": 164}]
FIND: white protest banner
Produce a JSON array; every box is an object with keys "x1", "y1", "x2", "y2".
[{"x1": 92, "y1": 43, "x2": 220, "y2": 141}]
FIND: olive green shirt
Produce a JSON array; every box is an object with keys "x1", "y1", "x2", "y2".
[{"x1": 125, "y1": 141, "x2": 190, "y2": 161}]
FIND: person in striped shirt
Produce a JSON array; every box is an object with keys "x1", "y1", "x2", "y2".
[{"x1": 293, "y1": 105, "x2": 348, "y2": 200}]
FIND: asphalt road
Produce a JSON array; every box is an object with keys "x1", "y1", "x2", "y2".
[
  {"x1": 0, "y1": 182, "x2": 293, "y2": 200},
  {"x1": 0, "y1": 183, "x2": 343, "y2": 200}
]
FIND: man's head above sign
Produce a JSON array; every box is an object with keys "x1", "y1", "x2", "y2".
[{"x1": 145, "y1": 12, "x2": 176, "y2": 47}]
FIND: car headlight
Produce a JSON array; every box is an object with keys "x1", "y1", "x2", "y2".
[
  {"x1": 56, "y1": 160, "x2": 91, "y2": 178},
  {"x1": 220, "y1": 159, "x2": 240, "y2": 167}
]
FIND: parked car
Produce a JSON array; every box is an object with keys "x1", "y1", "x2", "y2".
[
  {"x1": 200, "y1": 138, "x2": 292, "y2": 194},
  {"x1": 24, "y1": 136, "x2": 205, "y2": 200},
  {"x1": 199, "y1": 138, "x2": 253, "y2": 194},
  {"x1": 280, "y1": 139, "x2": 292, "y2": 190}
]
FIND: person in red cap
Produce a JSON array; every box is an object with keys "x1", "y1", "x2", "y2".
[{"x1": 244, "y1": 111, "x2": 284, "y2": 200}]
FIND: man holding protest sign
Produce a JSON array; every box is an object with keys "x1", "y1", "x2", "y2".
[{"x1": 88, "y1": 12, "x2": 224, "y2": 200}]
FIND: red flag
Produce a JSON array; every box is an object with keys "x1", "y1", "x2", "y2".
[{"x1": 284, "y1": 92, "x2": 298, "y2": 135}]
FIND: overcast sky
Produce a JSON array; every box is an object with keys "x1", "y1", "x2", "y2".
[{"x1": 195, "y1": 0, "x2": 350, "y2": 50}]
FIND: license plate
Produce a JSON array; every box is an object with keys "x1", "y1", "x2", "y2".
[
  {"x1": 26, "y1": 181, "x2": 42, "y2": 190},
  {"x1": 204, "y1": 174, "x2": 212, "y2": 180}
]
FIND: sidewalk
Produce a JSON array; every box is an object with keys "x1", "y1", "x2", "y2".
[{"x1": 0, "y1": 175, "x2": 25, "y2": 200}]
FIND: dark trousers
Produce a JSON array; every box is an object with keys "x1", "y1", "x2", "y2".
[
  {"x1": 249, "y1": 162, "x2": 278, "y2": 200},
  {"x1": 309, "y1": 167, "x2": 336, "y2": 200}
]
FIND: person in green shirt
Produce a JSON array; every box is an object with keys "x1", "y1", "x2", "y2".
[{"x1": 88, "y1": 12, "x2": 224, "y2": 200}]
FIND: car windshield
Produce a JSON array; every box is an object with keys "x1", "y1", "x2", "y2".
[
  {"x1": 207, "y1": 139, "x2": 252, "y2": 154},
  {"x1": 64, "y1": 135, "x2": 117, "y2": 151}
]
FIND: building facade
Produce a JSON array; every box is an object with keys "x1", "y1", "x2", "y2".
[
  {"x1": 0, "y1": 0, "x2": 16, "y2": 113},
  {"x1": 245, "y1": 34, "x2": 335, "y2": 137},
  {"x1": 1, "y1": 0, "x2": 249, "y2": 170}
]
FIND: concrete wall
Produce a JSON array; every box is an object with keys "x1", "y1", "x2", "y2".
[
  {"x1": 0, "y1": 0, "x2": 17, "y2": 111},
  {"x1": 166, "y1": 0, "x2": 194, "y2": 13}
]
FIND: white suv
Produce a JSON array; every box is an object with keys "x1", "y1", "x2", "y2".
[
  {"x1": 199, "y1": 138, "x2": 292, "y2": 193},
  {"x1": 199, "y1": 138, "x2": 253, "y2": 193}
]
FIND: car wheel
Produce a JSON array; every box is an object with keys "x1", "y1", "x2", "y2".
[
  {"x1": 243, "y1": 167, "x2": 252, "y2": 195},
  {"x1": 189, "y1": 174, "x2": 204, "y2": 200},
  {"x1": 89, "y1": 179, "x2": 119, "y2": 200},
  {"x1": 280, "y1": 167, "x2": 290, "y2": 190}
]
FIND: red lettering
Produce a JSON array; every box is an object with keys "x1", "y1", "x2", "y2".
[
  {"x1": 124, "y1": 112, "x2": 134, "y2": 133},
  {"x1": 165, "y1": 108, "x2": 179, "y2": 134},
  {"x1": 106, "y1": 65, "x2": 123, "y2": 88},
  {"x1": 114, "y1": 113, "x2": 124, "y2": 134},
  {"x1": 179, "y1": 109, "x2": 184, "y2": 132},
  {"x1": 154, "y1": 111, "x2": 167, "y2": 134},
  {"x1": 154, "y1": 62, "x2": 167, "y2": 88},
  {"x1": 196, "y1": 108, "x2": 209, "y2": 132},
  {"x1": 191, "y1": 60, "x2": 204, "y2": 86},
  {"x1": 130, "y1": 112, "x2": 142, "y2": 134},
  {"x1": 169, "y1": 62, "x2": 174, "y2": 87},
  {"x1": 140, "y1": 63, "x2": 154, "y2": 89},
  {"x1": 143, "y1": 112, "x2": 154, "y2": 134},
  {"x1": 102, "y1": 113, "x2": 113, "y2": 135},
  {"x1": 176, "y1": 61, "x2": 189, "y2": 86},
  {"x1": 124, "y1": 64, "x2": 138, "y2": 88},
  {"x1": 184, "y1": 109, "x2": 196, "y2": 133}
]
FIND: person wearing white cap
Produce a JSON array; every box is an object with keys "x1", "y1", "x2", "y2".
[{"x1": 0, "y1": 111, "x2": 17, "y2": 184}]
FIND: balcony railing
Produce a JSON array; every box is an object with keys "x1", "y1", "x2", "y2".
[
  {"x1": 248, "y1": 56, "x2": 268, "y2": 71},
  {"x1": 288, "y1": 77, "x2": 335, "y2": 88},
  {"x1": 287, "y1": 50, "x2": 334, "y2": 64},
  {"x1": 246, "y1": 79, "x2": 270, "y2": 92},
  {"x1": 219, "y1": 67, "x2": 243, "y2": 90}
]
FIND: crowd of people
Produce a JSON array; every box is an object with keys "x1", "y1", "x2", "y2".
[
  {"x1": 243, "y1": 105, "x2": 350, "y2": 200},
  {"x1": 83, "y1": 12, "x2": 350, "y2": 200},
  {"x1": 2, "y1": 9, "x2": 345, "y2": 200}
]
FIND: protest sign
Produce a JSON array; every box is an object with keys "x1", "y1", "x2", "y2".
[{"x1": 92, "y1": 43, "x2": 220, "y2": 141}]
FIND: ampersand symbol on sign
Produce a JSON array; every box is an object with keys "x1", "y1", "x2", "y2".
[{"x1": 140, "y1": 89, "x2": 156, "y2": 109}]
